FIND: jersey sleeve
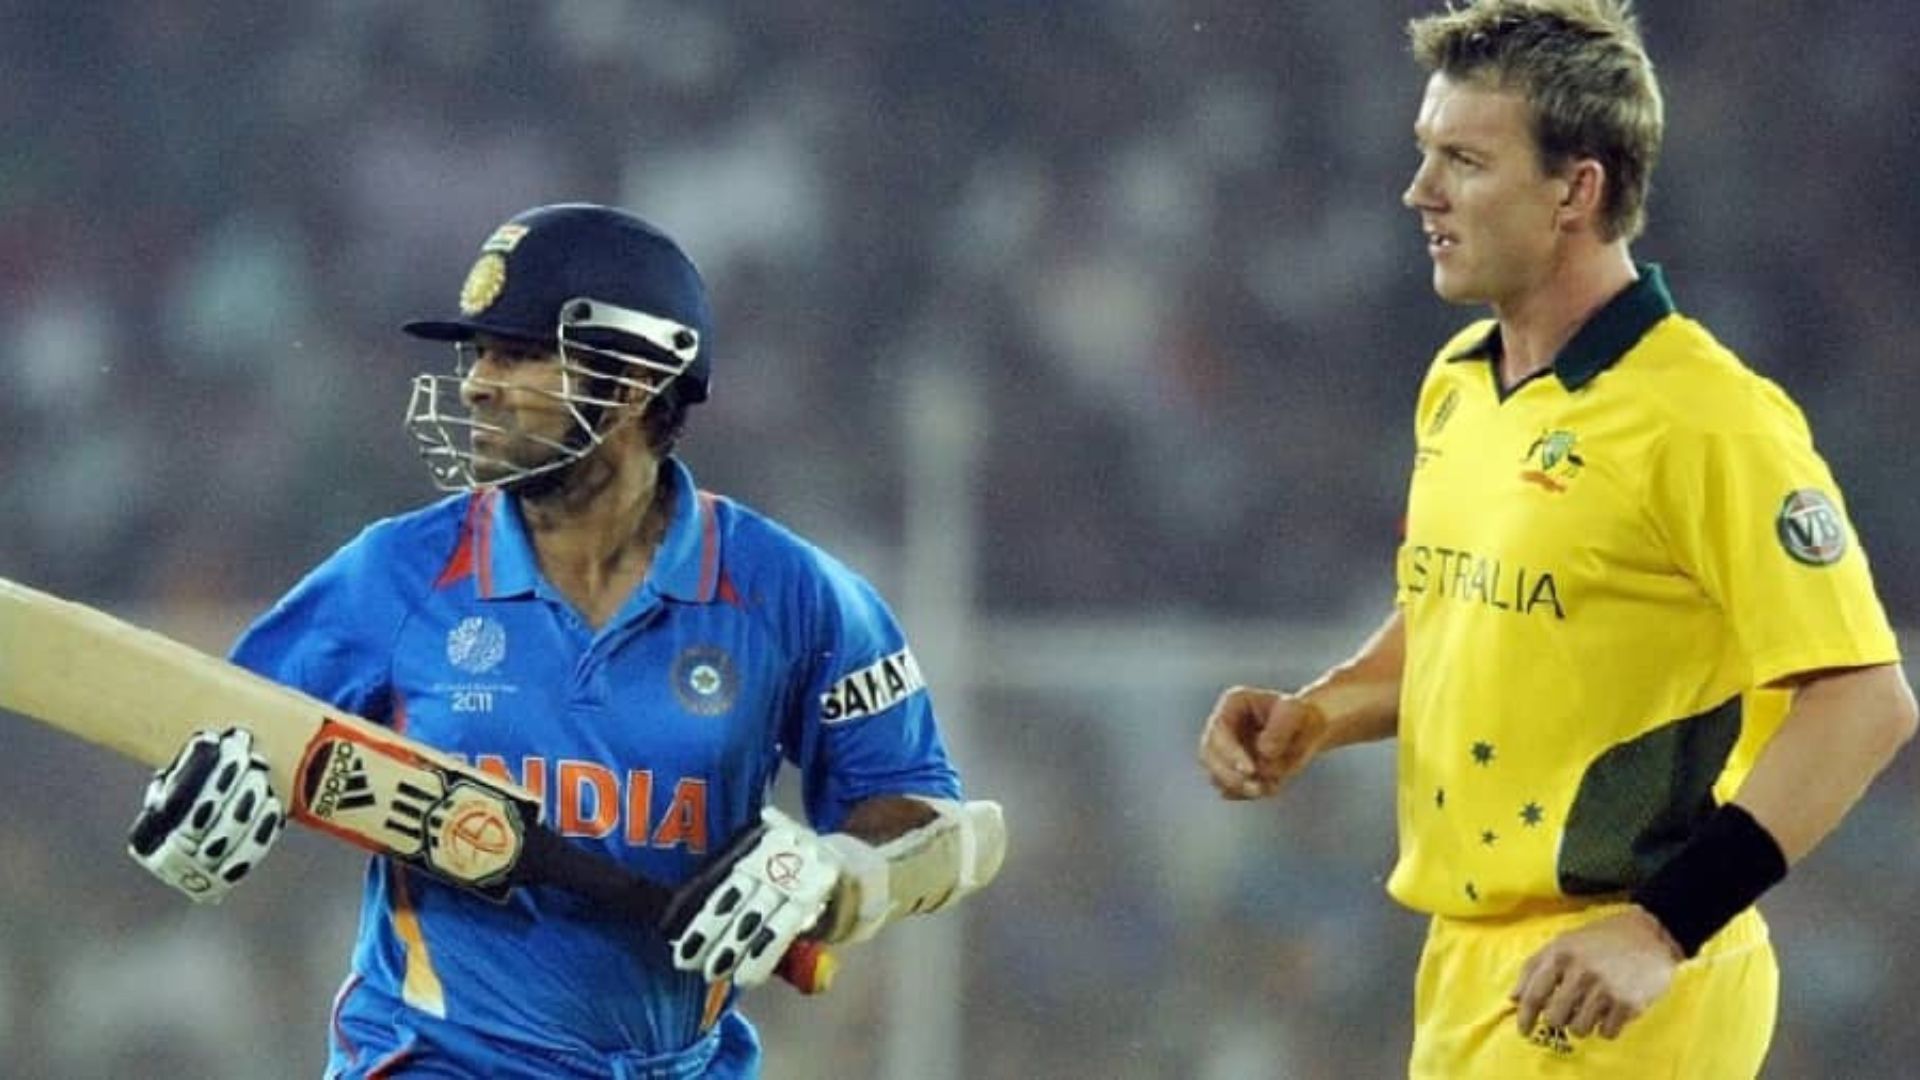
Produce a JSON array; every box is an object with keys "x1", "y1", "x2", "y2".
[
  {"x1": 229, "y1": 531, "x2": 405, "y2": 724},
  {"x1": 1647, "y1": 379, "x2": 1901, "y2": 688},
  {"x1": 781, "y1": 562, "x2": 962, "y2": 832}
]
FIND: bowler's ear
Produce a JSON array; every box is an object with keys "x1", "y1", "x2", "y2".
[{"x1": 1556, "y1": 158, "x2": 1607, "y2": 232}]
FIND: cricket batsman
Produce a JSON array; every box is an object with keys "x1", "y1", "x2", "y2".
[{"x1": 123, "y1": 202, "x2": 1007, "y2": 1077}]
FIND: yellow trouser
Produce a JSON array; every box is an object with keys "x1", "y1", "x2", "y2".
[{"x1": 1410, "y1": 903, "x2": 1777, "y2": 1079}]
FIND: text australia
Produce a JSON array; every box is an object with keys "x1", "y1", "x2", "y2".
[{"x1": 1403, "y1": 544, "x2": 1565, "y2": 619}]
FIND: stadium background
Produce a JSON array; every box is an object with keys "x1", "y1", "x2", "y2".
[{"x1": 2, "y1": 3, "x2": 1915, "y2": 1077}]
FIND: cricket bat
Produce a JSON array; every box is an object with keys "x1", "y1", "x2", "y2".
[{"x1": 0, "y1": 575, "x2": 832, "y2": 993}]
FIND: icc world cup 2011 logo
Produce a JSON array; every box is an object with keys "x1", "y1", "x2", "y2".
[{"x1": 447, "y1": 617, "x2": 507, "y2": 675}]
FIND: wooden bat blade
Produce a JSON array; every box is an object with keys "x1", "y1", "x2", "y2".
[
  {"x1": 0, "y1": 575, "x2": 539, "y2": 899},
  {"x1": 0, "y1": 576, "x2": 832, "y2": 992},
  {"x1": 0, "y1": 576, "x2": 336, "y2": 798}
]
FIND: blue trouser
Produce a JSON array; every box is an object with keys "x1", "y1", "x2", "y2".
[{"x1": 326, "y1": 985, "x2": 762, "y2": 1079}]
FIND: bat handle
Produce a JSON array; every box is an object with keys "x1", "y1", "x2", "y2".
[
  {"x1": 514, "y1": 826, "x2": 836, "y2": 994},
  {"x1": 775, "y1": 938, "x2": 837, "y2": 994}
]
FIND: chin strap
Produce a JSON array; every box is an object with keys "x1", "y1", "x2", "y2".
[{"x1": 816, "y1": 797, "x2": 1008, "y2": 945}]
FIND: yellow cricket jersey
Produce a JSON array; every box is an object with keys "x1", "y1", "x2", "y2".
[{"x1": 1389, "y1": 264, "x2": 1900, "y2": 918}]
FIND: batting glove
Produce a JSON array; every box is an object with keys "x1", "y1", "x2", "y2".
[
  {"x1": 128, "y1": 727, "x2": 285, "y2": 902},
  {"x1": 663, "y1": 807, "x2": 843, "y2": 987}
]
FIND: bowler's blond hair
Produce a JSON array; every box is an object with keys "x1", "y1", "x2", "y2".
[{"x1": 1409, "y1": 0, "x2": 1663, "y2": 241}]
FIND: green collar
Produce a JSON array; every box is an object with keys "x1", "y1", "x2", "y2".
[{"x1": 1443, "y1": 263, "x2": 1676, "y2": 390}]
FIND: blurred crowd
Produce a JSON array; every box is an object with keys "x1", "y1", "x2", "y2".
[
  {"x1": 2, "y1": 2, "x2": 1917, "y2": 1077},
  {"x1": 6, "y1": 3, "x2": 1914, "y2": 618}
]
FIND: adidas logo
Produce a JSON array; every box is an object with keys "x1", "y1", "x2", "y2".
[{"x1": 310, "y1": 743, "x2": 378, "y2": 817}]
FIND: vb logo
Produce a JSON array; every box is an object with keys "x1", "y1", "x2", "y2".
[{"x1": 1776, "y1": 489, "x2": 1847, "y2": 566}]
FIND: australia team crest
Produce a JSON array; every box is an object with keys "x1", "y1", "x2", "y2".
[{"x1": 1519, "y1": 429, "x2": 1584, "y2": 494}]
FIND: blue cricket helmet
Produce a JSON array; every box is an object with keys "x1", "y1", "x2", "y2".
[{"x1": 403, "y1": 202, "x2": 712, "y2": 404}]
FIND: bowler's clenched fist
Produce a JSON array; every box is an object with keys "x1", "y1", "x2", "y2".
[{"x1": 1198, "y1": 686, "x2": 1329, "y2": 800}]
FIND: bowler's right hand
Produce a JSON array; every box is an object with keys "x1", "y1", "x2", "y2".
[
  {"x1": 128, "y1": 727, "x2": 285, "y2": 902},
  {"x1": 1198, "y1": 687, "x2": 1328, "y2": 800}
]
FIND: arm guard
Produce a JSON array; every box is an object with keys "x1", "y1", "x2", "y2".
[{"x1": 816, "y1": 797, "x2": 1007, "y2": 944}]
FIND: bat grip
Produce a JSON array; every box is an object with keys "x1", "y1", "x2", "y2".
[
  {"x1": 515, "y1": 826, "x2": 834, "y2": 994},
  {"x1": 775, "y1": 938, "x2": 836, "y2": 994}
]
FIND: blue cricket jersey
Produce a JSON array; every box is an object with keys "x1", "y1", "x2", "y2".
[{"x1": 231, "y1": 458, "x2": 961, "y2": 1069}]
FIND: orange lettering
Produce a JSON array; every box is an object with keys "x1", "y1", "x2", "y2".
[
  {"x1": 438, "y1": 755, "x2": 703, "y2": 850},
  {"x1": 557, "y1": 761, "x2": 619, "y2": 838},
  {"x1": 471, "y1": 755, "x2": 547, "y2": 802},
  {"x1": 624, "y1": 770, "x2": 655, "y2": 847},
  {"x1": 520, "y1": 757, "x2": 547, "y2": 802},
  {"x1": 653, "y1": 779, "x2": 709, "y2": 853}
]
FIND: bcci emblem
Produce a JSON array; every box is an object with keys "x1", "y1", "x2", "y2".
[
  {"x1": 1519, "y1": 429, "x2": 1584, "y2": 493},
  {"x1": 1776, "y1": 489, "x2": 1848, "y2": 566},
  {"x1": 672, "y1": 645, "x2": 738, "y2": 716},
  {"x1": 447, "y1": 616, "x2": 507, "y2": 674},
  {"x1": 457, "y1": 221, "x2": 532, "y2": 314}
]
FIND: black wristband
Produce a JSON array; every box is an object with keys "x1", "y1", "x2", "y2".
[{"x1": 1629, "y1": 803, "x2": 1787, "y2": 958}]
